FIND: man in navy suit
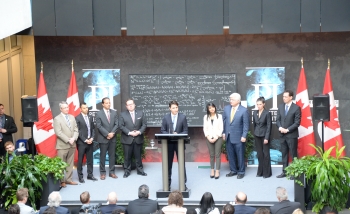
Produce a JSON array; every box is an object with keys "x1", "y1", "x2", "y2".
[
  {"x1": 39, "y1": 191, "x2": 70, "y2": 214},
  {"x1": 222, "y1": 93, "x2": 249, "y2": 179},
  {"x1": 119, "y1": 98, "x2": 147, "y2": 178},
  {"x1": 100, "y1": 192, "x2": 126, "y2": 214},
  {"x1": 160, "y1": 100, "x2": 188, "y2": 190},
  {"x1": 95, "y1": 97, "x2": 119, "y2": 180},
  {"x1": 0, "y1": 104, "x2": 17, "y2": 157},
  {"x1": 234, "y1": 192, "x2": 256, "y2": 214},
  {"x1": 75, "y1": 102, "x2": 98, "y2": 183},
  {"x1": 276, "y1": 90, "x2": 301, "y2": 178},
  {"x1": 270, "y1": 187, "x2": 301, "y2": 214}
]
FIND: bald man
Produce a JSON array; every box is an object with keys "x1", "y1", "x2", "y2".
[
  {"x1": 234, "y1": 192, "x2": 256, "y2": 214},
  {"x1": 100, "y1": 192, "x2": 126, "y2": 214}
]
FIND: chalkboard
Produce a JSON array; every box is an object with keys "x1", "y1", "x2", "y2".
[{"x1": 129, "y1": 74, "x2": 237, "y2": 127}]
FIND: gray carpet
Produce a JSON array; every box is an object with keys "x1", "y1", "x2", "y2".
[{"x1": 59, "y1": 162, "x2": 294, "y2": 206}]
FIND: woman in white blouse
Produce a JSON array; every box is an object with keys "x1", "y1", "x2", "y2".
[{"x1": 203, "y1": 103, "x2": 223, "y2": 179}]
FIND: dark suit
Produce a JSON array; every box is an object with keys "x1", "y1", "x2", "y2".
[
  {"x1": 96, "y1": 109, "x2": 119, "y2": 175},
  {"x1": 0, "y1": 114, "x2": 18, "y2": 156},
  {"x1": 270, "y1": 200, "x2": 301, "y2": 214},
  {"x1": 100, "y1": 204, "x2": 126, "y2": 214},
  {"x1": 75, "y1": 113, "x2": 95, "y2": 179},
  {"x1": 39, "y1": 206, "x2": 70, "y2": 214},
  {"x1": 119, "y1": 110, "x2": 147, "y2": 173},
  {"x1": 160, "y1": 113, "x2": 188, "y2": 185},
  {"x1": 276, "y1": 103, "x2": 301, "y2": 171},
  {"x1": 253, "y1": 109, "x2": 272, "y2": 177},
  {"x1": 222, "y1": 105, "x2": 249, "y2": 175},
  {"x1": 127, "y1": 198, "x2": 159, "y2": 214},
  {"x1": 234, "y1": 204, "x2": 256, "y2": 214}
]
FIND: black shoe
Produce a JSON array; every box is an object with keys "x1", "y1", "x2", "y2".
[
  {"x1": 256, "y1": 175, "x2": 263, "y2": 177},
  {"x1": 237, "y1": 174, "x2": 244, "y2": 179},
  {"x1": 210, "y1": 175, "x2": 214, "y2": 178},
  {"x1": 215, "y1": 175, "x2": 219, "y2": 179},
  {"x1": 263, "y1": 175, "x2": 271, "y2": 179},
  {"x1": 79, "y1": 178, "x2": 85, "y2": 183},
  {"x1": 226, "y1": 172, "x2": 238, "y2": 177},
  {"x1": 185, "y1": 185, "x2": 189, "y2": 191},
  {"x1": 87, "y1": 176, "x2": 98, "y2": 181},
  {"x1": 123, "y1": 172, "x2": 130, "y2": 178},
  {"x1": 137, "y1": 171, "x2": 147, "y2": 176},
  {"x1": 276, "y1": 173, "x2": 286, "y2": 178},
  {"x1": 168, "y1": 186, "x2": 171, "y2": 191}
]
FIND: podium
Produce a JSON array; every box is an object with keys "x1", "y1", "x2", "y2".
[{"x1": 155, "y1": 133, "x2": 191, "y2": 198}]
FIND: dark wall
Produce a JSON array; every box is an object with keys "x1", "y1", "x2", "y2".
[{"x1": 34, "y1": 32, "x2": 350, "y2": 159}]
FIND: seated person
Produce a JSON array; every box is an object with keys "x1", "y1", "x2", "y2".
[
  {"x1": 79, "y1": 191, "x2": 101, "y2": 214},
  {"x1": 100, "y1": 192, "x2": 126, "y2": 214},
  {"x1": 162, "y1": 190, "x2": 187, "y2": 214},
  {"x1": 16, "y1": 188, "x2": 36, "y2": 214},
  {"x1": 127, "y1": 184, "x2": 159, "y2": 214},
  {"x1": 8, "y1": 204, "x2": 21, "y2": 214},
  {"x1": 39, "y1": 191, "x2": 70, "y2": 214}
]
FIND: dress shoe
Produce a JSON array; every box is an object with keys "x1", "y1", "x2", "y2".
[
  {"x1": 109, "y1": 173, "x2": 118, "y2": 179},
  {"x1": 276, "y1": 172, "x2": 287, "y2": 178},
  {"x1": 79, "y1": 178, "x2": 85, "y2": 183},
  {"x1": 226, "y1": 172, "x2": 237, "y2": 177},
  {"x1": 87, "y1": 176, "x2": 98, "y2": 181},
  {"x1": 137, "y1": 171, "x2": 147, "y2": 176},
  {"x1": 123, "y1": 172, "x2": 130, "y2": 178},
  {"x1": 215, "y1": 175, "x2": 220, "y2": 179},
  {"x1": 60, "y1": 182, "x2": 66, "y2": 188},
  {"x1": 237, "y1": 174, "x2": 244, "y2": 179},
  {"x1": 66, "y1": 181, "x2": 78, "y2": 185},
  {"x1": 256, "y1": 175, "x2": 263, "y2": 177},
  {"x1": 100, "y1": 175, "x2": 106, "y2": 180},
  {"x1": 210, "y1": 175, "x2": 214, "y2": 178},
  {"x1": 184, "y1": 185, "x2": 189, "y2": 191}
]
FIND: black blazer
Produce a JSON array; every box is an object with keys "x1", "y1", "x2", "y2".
[
  {"x1": 234, "y1": 204, "x2": 256, "y2": 214},
  {"x1": 276, "y1": 103, "x2": 301, "y2": 138},
  {"x1": 127, "y1": 198, "x2": 159, "y2": 214},
  {"x1": 270, "y1": 200, "x2": 301, "y2": 214},
  {"x1": 100, "y1": 204, "x2": 126, "y2": 214},
  {"x1": 95, "y1": 109, "x2": 119, "y2": 144},
  {"x1": 160, "y1": 113, "x2": 188, "y2": 134},
  {"x1": 119, "y1": 109, "x2": 147, "y2": 145},
  {"x1": 39, "y1": 206, "x2": 70, "y2": 214},
  {"x1": 1, "y1": 114, "x2": 17, "y2": 143},
  {"x1": 75, "y1": 113, "x2": 95, "y2": 145},
  {"x1": 253, "y1": 109, "x2": 272, "y2": 140}
]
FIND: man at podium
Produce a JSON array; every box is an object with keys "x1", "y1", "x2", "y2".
[{"x1": 160, "y1": 100, "x2": 188, "y2": 191}]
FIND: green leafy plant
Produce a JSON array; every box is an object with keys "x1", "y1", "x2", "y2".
[
  {"x1": 115, "y1": 133, "x2": 148, "y2": 164},
  {"x1": 0, "y1": 154, "x2": 46, "y2": 209},
  {"x1": 221, "y1": 131, "x2": 255, "y2": 160},
  {"x1": 34, "y1": 154, "x2": 69, "y2": 181},
  {"x1": 286, "y1": 143, "x2": 350, "y2": 213}
]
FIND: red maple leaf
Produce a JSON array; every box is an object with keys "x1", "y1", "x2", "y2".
[
  {"x1": 296, "y1": 99, "x2": 313, "y2": 129},
  {"x1": 324, "y1": 108, "x2": 339, "y2": 131},
  {"x1": 35, "y1": 104, "x2": 53, "y2": 132}
]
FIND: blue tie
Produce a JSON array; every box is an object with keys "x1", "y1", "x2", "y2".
[
  {"x1": 172, "y1": 116, "x2": 176, "y2": 131},
  {"x1": 285, "y1": 105, "x2": 289, "y2": 116},
  {"x1": 65, "y1": 115, "x2": 71, "y2": 128},
  {"x1": 84, "y1": 115, "x2": 90, "y2": 138}
]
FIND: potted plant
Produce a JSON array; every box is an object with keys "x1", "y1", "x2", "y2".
[
  {"x1": 221, "y1": 131, "x2": 255, "y2": 162},
  {"x1": 285, "y1": 143, "x2": 350, "y2": 214},
  {"x1": 115, "y1": 133, "x2": 148, "y2": 166}
]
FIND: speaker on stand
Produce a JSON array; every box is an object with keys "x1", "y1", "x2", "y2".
[
  {"x1": 313, "y1": 94, "x2": 330, "y2": 152},
  {"x1": 21, "y1": 96, "x2": 38, "y2": 157}
]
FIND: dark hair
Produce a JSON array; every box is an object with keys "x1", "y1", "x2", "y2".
[
  {"x1": 168, "y1": 190, "x2": 183, "y2": 207},
  {"x1": 222, "y1": 203, "x2": 234, "y2": 214},
  {"x1": 80, "y1": 102, "x2": 87, "y2": 108},
  {"x1": 8, "y1": 204, "x2": 20, "y2": 214},
  {"x1": 256, "y1": 96, "x2": 266, "y2": 104},
  {"x1": 206, "y1": 103, "x2": 218, "y2": 120},
  {"x1": 284, "y1": 90, "x2": 294, "y2": 97},
  {"x1": 168, "y1": 100, "x2": 179, "y2": 108},
  {"x1": 254, "y1": 208, "x2": 270, "y2": 214},
  {"x1": 199, "y1": 192, "x2": 216, "y2": 214},
  {"x1": 102, "y1": 97, "x2": 110, "y2": 104},
  {"x1": 43, "y1": 207, "x2": 57, "y2": 214},
  {"x1": 125, "y1": 98, "x2": 134, "y2": 104},
  {"x1": 186, "y1": 208, "x2": 197, "y2": 214}
]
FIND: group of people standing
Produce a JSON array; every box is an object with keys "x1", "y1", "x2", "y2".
[{"x1": 203, "y1": 90, "x2": 301, "y2": 179}]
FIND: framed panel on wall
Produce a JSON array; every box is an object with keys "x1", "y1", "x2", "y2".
[
  {"x1": 321, "y1": 0, "x2": 350, "y2": 32},
  {"x1": 154, "y1": 0, "x2": 186, "y2": 35},
  {"x1": 229, "y1": 0, "x2": 262, "y2": 34},
  {"x1": 126, "y1": 0, "x2": 153, "y2": 36},
  {"x1": 32, "y1": 0, "x2": 56, "y2": 36},
  {"x1": 93, "y1": 0, "x2": 121, "y2": 36},
  {"x1": 301, "y1": 0, "x2": 320, "y2": 32}
]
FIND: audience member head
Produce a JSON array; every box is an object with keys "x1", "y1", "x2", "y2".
[
  {"x1": 168, "y1": 190, "x2": 183, "y2": 207},
  {"x1": 186, "y1": 208, "x2": 197, "y2": 214},
  {"x1": 254, "y1": 207, "x2": 270, "y2": 214},
  {"x1": 5, "y1": 141, "x2": 15, "y2": 154},
  {"x1": 206, "y1": 103, "x2": 218, "y2": 118},
  {"x1": 235, "y1": 192, "x2": 247, "y2": 205},
  {"x1": 111, "y1": 209, "x2": 125, "y2": 214},
  {"x1": 16, "y1": 188, "x2": 29, "y2": 203},
  {"x1": 47, "y1": 191, "x2": 62, "y2": 207},
  {"x1": 292, "y1": 208, "x2": 304, "y2": 214},
  {"x1": 138, "y1": 184, "x2": 149, "y2": 199},
  {"x1": 199, "y1": 192, "x2": 216, "y2": 214},
  {"x1": 222, "y1": 203, "x2": 234, "y2": 214},
  {"x1": 276, "y1": 187, "x2": 288, "y2": 202},
  {"x1": 8, "y1": 204, "x2": 20, "y2": 214},
  {"x1": 107, "y1": 192, "x2": 118, "y2": 204},
  {"x1": 0, "y1": 104, "x2": 4, "y2": 115},
  {"x1": 43, "y1": 207, "x2": 57, "y2": 214},
  {"x1": 80, "y1": 191, "x2": 90, "y2": 204}
]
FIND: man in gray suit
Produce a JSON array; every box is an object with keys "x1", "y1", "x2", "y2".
[
  {"x1": 95, "y1": 97, "x2": 119, "y2": 180},
  {"x1": 119, "y1": 98, "x2": 147, "y2": 178},
  {"x1": 16, "y1": 188, "x2": 36, "y2": 214},
  {"x1": 53, "y1": 101, "x2": 79, "y2": 187},
  {"x1": 270, "y1": 187, "x2": 301, "y2": 214}
]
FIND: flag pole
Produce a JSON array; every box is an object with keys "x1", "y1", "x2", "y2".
[
  {"x1": 301, "y1": 57, "x2": 303, "y2": 68},
  {"x1": 72, "y1": 59, "x2": 74, "y2": 71}
]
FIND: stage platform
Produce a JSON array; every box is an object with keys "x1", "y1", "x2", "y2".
[{"x1": 59, "y1": 162, "x2": 294, "y2": 207}]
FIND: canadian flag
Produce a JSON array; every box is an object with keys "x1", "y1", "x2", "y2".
[
  {"x1": 33, "y1": 70, "x2": 57, "y2": 157},
  {"x1": 295, "y1": 67, "x2": 316, "y2": 157},
  {"x1": 317, "y1": 68, "x2": 345, "y2": 157}
]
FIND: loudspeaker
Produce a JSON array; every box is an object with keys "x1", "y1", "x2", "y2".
[
  {"x1": 313, "y1": 94, "x2": 330, "y2": 121},
  {"x1": 21, "y1": 96, "x2": 38, "y2": 123}
]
